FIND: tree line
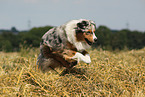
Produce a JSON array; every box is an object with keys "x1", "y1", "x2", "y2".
[{"x1": 0, "y1": 25, "x2": 145, "y2": 52}]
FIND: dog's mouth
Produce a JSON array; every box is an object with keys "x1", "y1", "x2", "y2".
[{"x1": 85, "y1": 38, "x2": 93, "y2": 45}]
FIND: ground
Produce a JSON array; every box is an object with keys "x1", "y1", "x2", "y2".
[{"x1": 0, "y1": 48, "x2": 145, "y2": 96}]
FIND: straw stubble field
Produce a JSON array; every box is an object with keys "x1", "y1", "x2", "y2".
[{"x1": 0, "y1": 48, "x2": 145, "y2": 97}]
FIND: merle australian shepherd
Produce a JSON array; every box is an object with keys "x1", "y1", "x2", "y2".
[{"x1": 37, "y1": 19, "x2": 97, "y2": 73}]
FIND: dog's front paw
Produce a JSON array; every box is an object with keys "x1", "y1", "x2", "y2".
[{"x1": 72, "y1": 52, "x2": 91, "y2": 63}]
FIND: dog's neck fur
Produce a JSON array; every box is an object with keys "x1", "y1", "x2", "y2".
[{"x1": 64, "y1": 20, "x2": 90, "y2": 51}]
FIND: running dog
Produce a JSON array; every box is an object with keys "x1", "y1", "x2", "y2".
[{"x1": 37, "y1": 19, "x2": 97, "y2": 72}]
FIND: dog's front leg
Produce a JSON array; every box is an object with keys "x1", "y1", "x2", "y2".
[{"x1": 72, "y1": 52, "x2": 91, "y2": 64}]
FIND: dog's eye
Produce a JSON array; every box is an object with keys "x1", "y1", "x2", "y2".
[{"x1": 86, "y1": 31, "x2": 92, "y2": 34}]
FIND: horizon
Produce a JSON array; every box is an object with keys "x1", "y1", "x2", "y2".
[{"x1": 0, "y1": 25, "x2": 144, "y2": 33}]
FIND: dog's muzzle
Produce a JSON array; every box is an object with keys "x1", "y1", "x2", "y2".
[
  {"x1": 94, "y1": 38, "x2": 97, "y2": 42},
  {"x1": 93, "y1": 32, "x2": 97, "y2": 43}
]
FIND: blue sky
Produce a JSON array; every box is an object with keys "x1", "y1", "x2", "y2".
[{"x1": 0, "y1": 0, "x2": 145, "y2": 31}]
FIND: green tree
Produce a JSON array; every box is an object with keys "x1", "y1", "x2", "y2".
[
  {"x1": 1, "y1": 40, "x2": 13, "y2": 52},
  {"x1": 0, "y1": 32, "x2": 17, "y2": 51},
  {"x1": 127, "y1": 31, "x2": 145, "y2": 49},
  {"x1": 95, "y1": 25, "x2": 112, "y2": 50},
  {"x1": 111, "y1": 29, "x2": 128, "y2": 50},
  {"x1": 21, "y1": 26, "x2": 53, "y2": 47}
]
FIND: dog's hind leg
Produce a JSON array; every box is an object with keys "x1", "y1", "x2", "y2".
[
  {"x1": 41, "y1": 45, "x2": 72, "y2": 68},
  {"x1": 37, "y1": 57, "x2": 62, "y2": 72}
]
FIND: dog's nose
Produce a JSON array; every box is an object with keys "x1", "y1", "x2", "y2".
[{"x1": 94, "y1": 38, "x2": 97, "y2": 42}]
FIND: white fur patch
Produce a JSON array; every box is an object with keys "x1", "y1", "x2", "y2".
[
  {"x1": 74, "y1": 41, "x2": 90, "y2": 51},
  {"x1": 72, "y1": 52, "x2": 91, "y2": 64},
  {"x1": 65, "y1": 19, "x2": 91, "y2": 51},
  {"x1": 93, "y1": 32, "x2": 97, "y2": 40}
]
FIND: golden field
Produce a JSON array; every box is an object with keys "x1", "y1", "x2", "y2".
[{"x1": 0, "y1": 48, "x2": 145, "y2": 97}]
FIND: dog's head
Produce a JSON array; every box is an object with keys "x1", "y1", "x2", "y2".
[{"x1": 75, "y1": 19, "x2": 97, "y2": 46}]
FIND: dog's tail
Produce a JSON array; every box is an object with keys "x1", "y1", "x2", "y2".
[{"x1": 36, "y1": 54, "x2": 42, "y2": 66}]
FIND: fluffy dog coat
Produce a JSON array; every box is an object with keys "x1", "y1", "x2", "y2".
[{"x1": 37, "y1": 19, "x2": 97, "y2": 72}]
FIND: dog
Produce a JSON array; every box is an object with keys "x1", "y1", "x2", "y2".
[{"x1": 37, "y1": 19, "x2": 97, "y2": 72}]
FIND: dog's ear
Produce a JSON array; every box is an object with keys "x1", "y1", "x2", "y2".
[
  {"x1": 82, "y1": 21, "x2": 88, "y2": 26},
  {"x1": 77, "y1": 21, "x2": 88, "y2": 29},
  {"x1": 77, "y1": 23, "x2": 84, "y2": 29}
]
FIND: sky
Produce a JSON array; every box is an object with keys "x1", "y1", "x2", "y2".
[{"x1": 0, "y1": 0, "x2": 145, "y2": 32}]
